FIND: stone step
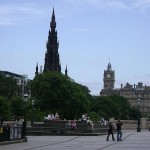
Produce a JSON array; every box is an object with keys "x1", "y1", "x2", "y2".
[
  {"x1": 27, "y1": 126, "x2": 108, "y2": 135},
  {"x1": 26, "y1": 130, "x2": 106, "y2": 136},
  {"x1": 33, "y1": 121, "x2": 107, "y2": 129},
  {"x1": 27, "y1": 120, "x2": 108, "y2": 136},
  {"x1": 33, "y1": 123, "x2": 95, "y2": 129}
]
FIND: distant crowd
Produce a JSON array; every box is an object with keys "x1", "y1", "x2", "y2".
[
  {"x1": 99, "y1": 118, "x2": 108, "y2": 125},
  {"x1": 44, "y1": 112, "x2": 110, "y2": 131},
  {"x1": 81, "y1": 113, "x2": 94, "y2": 129},
  {"x1": 44, "y1": 112, "x2": 60, "y2": 120},
  {"x1": 65, "y1": 120, "x2": 78, "y2": 130}
]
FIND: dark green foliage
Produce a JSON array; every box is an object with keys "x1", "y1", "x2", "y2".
[
  {"x1": 109, "y1": 94, "x2": 131, "y2": 119},
  {"x1": 91, "y1": 96, "x2": 116, "y2": 120},
  {"x1": 91, "y1": 94, "x2": 132, "y2": 120},
  {"x1": 88, "y1": 111, "x2": 100, "y2": 121},
  {"x1": 0, "y1": 96, "x2": 11, "y2": 120},
  {"x1": 10, "y1": 96, "x2": 24, "y2": 117},
  {"x1": 31, "y1": 72, "x2": 91, "y2": 119},
  {"x1": 128, "y1": 107, "x2": 140, "y2": 120},
  {"x1": 0, "y1": 72, "x2": 140, "y2": 121},
  {"x1": 0, "y1": 74, "x2": 19, "y2": 99}
]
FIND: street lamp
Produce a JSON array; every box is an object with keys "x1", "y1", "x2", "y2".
[
  {"x1": 137, "y1": 98, "x2": 141, "y2": 132},
  {"x1": 31, "y1": 99, "x2": 35, "y2": 126},
  {"x1": 22, "y1": 93, "x2": 28, "y2": 141}
]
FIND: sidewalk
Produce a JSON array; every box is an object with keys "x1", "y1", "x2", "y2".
[
  {"x1": 0, "y1": 139, "x2": 26, "y2": 146},
  {"x1": 0, "y1": 130, "x2": 150, "y2": 150}
]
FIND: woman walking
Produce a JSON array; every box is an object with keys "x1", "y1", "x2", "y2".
[{"x1": 106, "y1": 122, "x2": 115, "y2": 141}]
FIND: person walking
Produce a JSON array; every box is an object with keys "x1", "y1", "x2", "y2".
[
  {"x1": 106, "y1": 122, "x2": 115, "y2": 141},
  {"x1": 116, "y1": 120, "x2": 123, "y2": 141}
]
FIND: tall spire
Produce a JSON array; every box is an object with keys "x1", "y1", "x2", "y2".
[
  {"x1": 44, "y1": 8, "x2": 61, "y2": 73},
  {"x1": 107, "y1": 61, "x2": 112, "y2": 71},
  {"x1": 35, "y1": 62, "x2": 38, "y2": 76},
  {"x1": 65, "y1": 65, "x2": 68, "y2": 76},
  {"x1": 50, "y1": 7, "x2": 56, "y2": 29}
]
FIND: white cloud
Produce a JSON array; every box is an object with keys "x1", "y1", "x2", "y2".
[
  {"x1": 0, "y1": 3, "x2": 47, "y2": 26},
  {"x1": 71, "y1": 27, "x2": 91, "y2": 32},
  {"x1": 1, "y1": 0, "x2": 150, "y2": 26},
  {"x1": 62, "y1": 0, "x2": 76, "y2": 3},
  {"x1": 132, "y1": 0, "x2": 150, "y2": 8},
  {"x1": 134, "y1": 0, "x2": 150, "y2": 14},
  {"x1": 62, "y1": 0, "x2": 150, "y2": 13}
]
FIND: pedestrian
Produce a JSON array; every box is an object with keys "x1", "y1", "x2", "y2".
[
  {"x1": 71, "y1": 120, "x2": 78, "y2": 129},
  {"x1": 116, "y1": 120, "x2": 123, "y2": 141},
  {"x1": 106, "y1": 122, "x2": 115, "y2": 141},
  {"x1": 66, "y1": 120, "x2": 71, "y2": 129},
  {"x1": 54, "y1": 112, "x2": 60, "y2": 120},
  {"x1": 81, "y1": 113, "x2": 87, "y2": 123}
]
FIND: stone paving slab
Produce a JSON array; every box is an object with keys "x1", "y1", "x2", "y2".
[{"x1": 0, "y1": 130, "x2": 150, "y2": 150}]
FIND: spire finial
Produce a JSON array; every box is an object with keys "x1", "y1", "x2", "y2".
[
  {"x1": 65, "y1": 65, "x2": 68, "y2": 76},
  {"x1": 107, "y1": 59, "x2": 112, "y2": 70},
  {"x1": 35, "y1": 62, "x2": 38, "y2": 76},
  {"x1": 52, "y1": 7, "x2": 55, "y2": 16},
  {"x1": 50, "y1": 7, "x2": 56, "y2": 28}
]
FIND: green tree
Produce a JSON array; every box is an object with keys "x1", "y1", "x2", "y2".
[
  {"x1": 0, "y1": 96, "x2": 11, "y2": 120},
  {"x1": 31, "y1": 72, "x2": 91, "y2": 119},
  {"x1": 10, "y1": 96, "x2": 24, "y2": 117},
  {"x1": 109, "y1": 94, "x2": 131, "y2": 119},
  {"x1": 91, "y1": 96, "x2": 117, "y2": 120},
  {"x1": 0, "y1": 74, "x2": 19, "y2": 99},
  {"x1": 129, "y1": 107, "x2": 140, "y2": 120},
  {"x1": 91, "y1": 94, "x2": 131, "y2": 120}
]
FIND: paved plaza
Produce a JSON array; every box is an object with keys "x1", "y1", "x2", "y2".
[{"x1": 0, "y1": 130, "x2": 150, "y2": 150}]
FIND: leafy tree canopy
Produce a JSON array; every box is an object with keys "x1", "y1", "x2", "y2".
[
  {"x1": 10, "y1": 96, "x2": 24, "y2": 117},
  {"x1": 0, "y1": 74, "x2": 19, "y2": 99},
  {"x1": 91, "y1": 94, "x2": 132, "y2": 120},
  {"x1": 31, "y1": 72, "x2": 91, "y2": 119},
  {"x1": 0, "y1": 96, "x2": 11, "y2": 120}
]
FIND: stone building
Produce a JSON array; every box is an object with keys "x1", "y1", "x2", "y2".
[
  {"x1": 100, "y1": 62, "x2": 150, "y2": 116},
  {"x1": 0, "y1": 71, "x2": 28, "y2": 97}
]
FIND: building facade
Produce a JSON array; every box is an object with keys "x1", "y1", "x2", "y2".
[
  {"x1": 100, "y1": 63, "x2": 150, "y2": 116},
  {"x1": 0, "y1": 71, "x2": 28, "y2": 97}
]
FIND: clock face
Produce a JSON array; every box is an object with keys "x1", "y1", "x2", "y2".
[{"x1": 107, "y1": 74, "x2": 110, "y2": 78}]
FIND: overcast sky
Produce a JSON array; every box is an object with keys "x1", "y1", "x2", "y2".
[{"x1": 0, "y1": 0, "x2": 150, "y2": 95}]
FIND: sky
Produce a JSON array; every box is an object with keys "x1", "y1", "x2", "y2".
[{"x1": 0, "y1": 0, "x2": 150, "y2": 95}]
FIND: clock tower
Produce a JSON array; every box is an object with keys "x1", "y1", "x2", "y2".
[{"x1": 103, "y1": 62, "x2": 115, "y2": 89}]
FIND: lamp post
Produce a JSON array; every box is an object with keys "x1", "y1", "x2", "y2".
[
  {"x1": 22, "y1": 93, "x2": 28, "y2": 141},
  {"x1": 31, "y1": 99, "x2": 35, "y2": 126},
  {"x1": 137, "y1": 98, "x2": 141, "y2": 132}
]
